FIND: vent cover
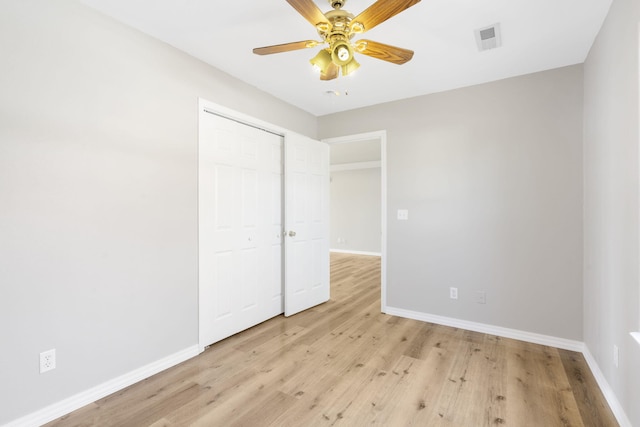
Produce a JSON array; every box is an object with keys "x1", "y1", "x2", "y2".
[{"x1": 475, "y1": 23, "x2": 502, "y2": 51}]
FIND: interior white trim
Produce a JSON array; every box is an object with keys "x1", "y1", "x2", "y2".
[
  {"x1": 323, "y1": 131, "x2": 388, "y2": 312},
  {"x1": 582, "y1": 346, "x2": 633, "y2": 427},
  {"x1": 4, "y1": 345, "x2": 200, "y2": 427},
  {"x1": 199, "y1": 98, "x2": 289, "y2": 137},
  {"x1": 330, "y1": 161, "x2": 381, "y2": 172},
  {"x1": 385, "y1": 306, "x2": 584, "y2": 351},
  {"x1": 330, "y1": 249, "x2": 381, "y2": 256},
  {"x1": 631, "y1": 332, "x2": 640, "y2": 346}
]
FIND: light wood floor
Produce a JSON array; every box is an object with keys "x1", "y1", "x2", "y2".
[{"x1": 47, "y1": 253, "x2": 618, "y2": 426}]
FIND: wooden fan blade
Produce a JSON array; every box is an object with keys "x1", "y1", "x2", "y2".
[
  {"x1": 320, "y1": 62, "x2": 339, "y2": 80},
  {"x1": 352, "y1": 0, "x2": 421, "y2": 33},
  {"x1": 355, "y1": 39, "x2": 414, "y2": 64},
  {"x1": 286, "y1": 0, "x2": 330, "y2": 28},
  {"x1": 253, "y1": 40, "x2": 318, "y2": 55}
]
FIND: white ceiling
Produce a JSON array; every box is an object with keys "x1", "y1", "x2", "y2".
[{"x1": 82, "y1": 0, "x2": 612, "y2": 117}]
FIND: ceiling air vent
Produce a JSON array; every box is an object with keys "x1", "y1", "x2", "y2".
[{"x1": 475, "y1": 23, "x2": 502, "y2": 52}]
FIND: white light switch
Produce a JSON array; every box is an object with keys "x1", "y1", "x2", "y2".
[{"x1": 397, "y1": 209, "x2": 408, "y2": 220}]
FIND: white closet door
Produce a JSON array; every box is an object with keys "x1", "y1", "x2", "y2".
[
  {"x1": 199, "y1": 113, "x2": 283, "y2": 347},
  {"x1": 284, "y1": 132, "x2": 330, "y2": 316}
]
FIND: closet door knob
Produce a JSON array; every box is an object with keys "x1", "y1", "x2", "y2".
[{"x1": 288, "y1": 230, "x2": 297, "y2": 237}]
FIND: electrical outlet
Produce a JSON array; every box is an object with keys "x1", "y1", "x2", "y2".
[
  {"x1": 613, "y1": 345, "x2": 619, "y2": 368},
  {"x1": 40, "y1": 349, "x2": 56, "y2": 373},
  {"x1": 397, "y1": 209, "x2": 409, "y2": 220},
  {"x1": 449, "y1": 287, "x2": 458, "y2": 299},
  {"x1": 476, "y1": 291, "x2": 486, "y2": 304}
]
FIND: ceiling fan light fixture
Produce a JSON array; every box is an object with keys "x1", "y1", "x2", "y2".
[
  {"x1": 310, "y1": 49, "x2": 333, "y2": 74},
  {"x1": 341, "y1": 57, "x2": 360, "y2": 76},
  {"x1": 331, "y1": 41, "x2": 353, "y2": 66}
]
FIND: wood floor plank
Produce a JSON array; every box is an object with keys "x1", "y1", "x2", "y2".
[
  {"x1": 348, "y1": 354, "x2": 429, "y2": 425},
  {"x1": 434, "y1": 334, "x2": 508, "y2": 426},
  {"x1": 558, "y1": 349, "x2": 619, "y2": 427},
  {"x1": 45, "y1": 253, "x2": 618, "y2": 427},
  {"x1": 386, "y1": 343, "x2": 464, "y2": 425},
  {"x1": 148, "y1": 418, "x2": 173, "y2": 427},
  {"x1": 161, "y1": 367, "x2": 258, "y2": 425},
  {"x1": 505, "y1": 342, "x2": 584, "y2": 426}
]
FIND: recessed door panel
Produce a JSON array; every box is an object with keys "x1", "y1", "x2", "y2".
[
  {"x1": 241, "y1": 169, "x2": 257, "y2": 229},
  {"x1": 215, "y1": 252, "x2": 233, "y2": 320},
  {"x1": 214, "y1": 165, "x2": 234, "y2": 230},
  {"x1": 240, "y1": 248, "x2": 258, "y2": 311}
]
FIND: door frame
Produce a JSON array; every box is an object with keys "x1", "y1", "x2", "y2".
[{"x1": 322, "y1": 131, "x2": 388, "y2": 313}]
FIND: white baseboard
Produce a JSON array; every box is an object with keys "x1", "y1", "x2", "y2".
[
  {"x1": 582, "y1": 346, "x2": 633, "y2": 427},
  {"x1": 385, "y1": 306, "x2": 633, "y2": 426},
  {"x1": 384, "y1": 306, "x2": 583, "y2": 351},
  {"x1": 4, "y1": 345, "x2": 201, "y2": 427},
  {"x1": 330, "y1": 249, "x2": 381, "y2": 256}
]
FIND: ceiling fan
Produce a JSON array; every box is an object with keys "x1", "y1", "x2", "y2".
[{"x1": 253, "y1": 0, "x2": 421, "y2": 80}]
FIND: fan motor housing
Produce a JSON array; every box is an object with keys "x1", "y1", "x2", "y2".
[{"x1": 319, "y1": 9, "x2": 356, "y2": 41}]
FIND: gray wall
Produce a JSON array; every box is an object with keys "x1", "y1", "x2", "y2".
[
  {"x1": 583, "y1": 0, "x2": 640, "y2": 424},
  {"x1": 319, "y1": 65, "x2": 585, "y2": 340},
  {"x1": 330, "y1": 167, "x2": 381, "y2": 254},
  {"x1": 0, "y1": 0, "x2": 316, "y2": 424}
]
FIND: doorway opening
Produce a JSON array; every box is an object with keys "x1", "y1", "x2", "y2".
[{"x1": 323, "y1": 131, "x2": 387, "y2": 312}]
